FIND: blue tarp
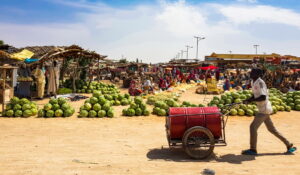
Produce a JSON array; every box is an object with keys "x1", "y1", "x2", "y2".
[{"x1": 24, "y1": 58, "x2": 39, "y2": 63}]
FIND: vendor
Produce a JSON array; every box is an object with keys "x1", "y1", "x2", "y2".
[
  {"x1": 46, "y1": 61, "x2": 60, "y2": 96},
  {"x1": 143, "y1": 77, "x2": 154, "y2": 94},
  {"x1": 33, "y1": 64, "x2": 45, "y2": 99},
  {"x1": 223, "y1": 76, "x2": 231, "y2": 91},
  {"x1": 17, "y1": 64, "x2": 31, "y2": 98},
  {"x1": 129, "y1": 78, "x2": 142, "y2": 96}
]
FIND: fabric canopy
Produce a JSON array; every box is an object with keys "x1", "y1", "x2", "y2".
[
  {"x1": 10, "y1": 49, "x2": 34, "y2": 61},
  {"x1": 198, "y1": 65, "x2": 219, "y2": 70},
  {"x1": 25, "y1": 58, "x2": 39, "y2": 64}
]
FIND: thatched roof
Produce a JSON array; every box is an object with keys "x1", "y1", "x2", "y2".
[
  {"x1": 25, "y1": 45, "x2": 107, "y2": 65},
  {"x1": 0, "y1": 50, "x2": 22, "y2": 65},
  {"x1": 23, "y1": 46, "x2": 57, "y2": 58}
]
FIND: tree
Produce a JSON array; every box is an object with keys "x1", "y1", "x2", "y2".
[{"x1": 0, "y1": 40, "x2": 4, "y2": 45}]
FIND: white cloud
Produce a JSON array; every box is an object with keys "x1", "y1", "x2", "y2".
[
  {"x1": 237, "y1": 0, "x2": 257, "y2": 3},
  {"x1": 218, "y1": 5, "x2": 300, "y2": 28},
  {"x1": 1, "y1": 0, "x2": 300, "y2": 63}
]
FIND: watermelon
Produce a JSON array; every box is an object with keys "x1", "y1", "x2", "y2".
[
  {"x1": 90, "y1": 97, "x2": 98, "y2": 104},
  {"x1": 46, "y1": 110, "x2": 54, "y2": 117},
  {"x1": 58, "y1": 97, "x2": 67, "y2": 105},
  {"x1": 127, "y1": 108, "x2": 135, "y2": 116},
  {"x1": 93, "y1": 103, "x2": 101, "y2": 111},
  {"x1": 10, "y1": 97, "x2": 20, "y2": 105},
  {"x1": 107, "y1": 109, "x2": 114, "y2": 118},
  {"x1": 14, "y1": 110, "x2": 23, "y2": 117},
  {"x1": 98, "y1": 110, "x2": 106, "y2": 118},
  {"x1": 84, "y1": 103, "x2": 92, "y2": 111},
  {"x1": 38, "y1": 109, "x2": 45, "y2": 117},
  {"x1": 44, "y1": 103, "x2": 53, "y2": 111},
  {"x1": 55, "y1": 109, "x2": 64, "y2": 117},
  {"x1": 49, "y1": 98, "x2": 58, "y2": 105},
  {"x1": 61, "y1": 103, "x2": 70, "y2": 111},
  {"x1": 230, "y1": 109, "x2": 237, "y2": 116},
  {"x1": 135, "y1": 108, "x2": 143, "y2": 116},
  {"x1": 5, "y1": 110, "x2": 14, "y2": 117},
  {"x1": 79, "y1": 110, "x2": 89, "y2": 117},
  {"x1": 238, "y1": 109, "x2": 245, "y2": 116},
  {"x1": 22, "y1": 104, "x2": 31, "y2": 111},
  {"x1": 88, "y1": 110, "x2": 97, "y2": 118},
  {"x1": 143, "y1": 109, "x2": 150, "y2": 116}
]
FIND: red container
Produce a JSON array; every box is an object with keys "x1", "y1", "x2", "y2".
[{"x1": 167, "y1": 107, "x2": 222, "y2": 139}]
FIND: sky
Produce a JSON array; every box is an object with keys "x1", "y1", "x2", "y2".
[{"x1": 1, "y1": 0, "x2": 300, "y2": 63}]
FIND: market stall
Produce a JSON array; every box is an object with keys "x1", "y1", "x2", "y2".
[{"x1": 0, "y1": 65, "x2": 18, "y2": 115}]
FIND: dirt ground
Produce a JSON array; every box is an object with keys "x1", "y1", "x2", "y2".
[{"x1": 0, "y1": 86, "x2": 300, "y2": 175}]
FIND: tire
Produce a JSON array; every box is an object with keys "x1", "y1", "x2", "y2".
[{"x1": 182, "y1": 126, "x2": 215, "y2": 159}]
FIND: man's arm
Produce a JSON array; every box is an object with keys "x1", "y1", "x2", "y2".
[{"x1": 245, "y1": 95, "x2": 266, "y2": 103}]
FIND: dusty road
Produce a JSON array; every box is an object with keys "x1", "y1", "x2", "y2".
[{"x1": 0, "y1": 87, "x2": 299, "y2": 175}]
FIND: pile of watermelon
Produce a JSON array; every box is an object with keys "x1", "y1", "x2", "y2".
[
  {"x1": 211, "y1": 89, "x2": 300, "y2": 117},
  {"x1": 78, "y1": 90, "x2": 115, "y2": 118},
  {"x1": 180, "y1": 101, "x2": 205, "y2": 107},
  {"x1": 75, "y1": 81, "x2": 120, "y2": 94},
  {"x1": 150, "y1": 98, "x2": 206, "y2": 116},
  {"x1": 122, "y1": 97, "x2": 150, "y2": 116},
  {"x1": 38, "y1": 97, "x2": 75, "y2": 118},
  {"x1": 283, "y1": 90, "x2": 300, "y2": 111},
  {"x1": 152, "y1": 99, "x2": 181, "y2": 116},
  {"x1": 102, "y1": 93, "x2": 131, "y2": 106},
  {"x1": 3, "y1": 97, "x2": 38, "y2": 117},
  {"x1": 146, "y1": 93, "x2": 180, "y2": 105},
  {"x1": 207, "y1": 90, "x2": 255, "y2": 116}
]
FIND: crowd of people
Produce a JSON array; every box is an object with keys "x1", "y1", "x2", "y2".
[{"x1": 127, "y1": 66, "x2": 300, "y2": 96}]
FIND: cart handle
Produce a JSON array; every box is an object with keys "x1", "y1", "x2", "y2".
[{"x1": 223, "y1": 102, "x2": 243, "y2": 128}]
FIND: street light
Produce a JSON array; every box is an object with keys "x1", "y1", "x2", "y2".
[
  {"x1": 177, "y1": 52, "x2": 181, "y2": 59},
  {"x1": 194, "y1": 36, "x2": 205, "y2": 59},
  {"x1": 253, "y1": 44, "x2": 259, "y2": 55},
  {"x1": 185, "y1": 45, "x2": 193, "y2": 59},
  {"x1": 181, "y1": 50, "x2": 186, "y2": 59}
]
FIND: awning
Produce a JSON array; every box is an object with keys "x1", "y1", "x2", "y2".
[
  {"x1": 25, "y1": 58, "x2": 39, "y2": 64},
  {"x1": 10, "y1": 49, "x2": 34, "y2": 61},
  {"x1": 198, "y1": 65, "x2": 219, "y2": 70}
]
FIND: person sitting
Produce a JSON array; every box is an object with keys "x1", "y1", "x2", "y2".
[
  {"x1": 143, "y1": 78, "x2": 154, "y2": 94},
  {"x1": 129, "y1": 79, "x2": 142, "y2": 96},
  {"x1": 223, "y1": 76, "x2": 231, "y2": 91}
]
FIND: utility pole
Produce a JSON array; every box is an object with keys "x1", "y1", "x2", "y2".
[
  {"x1": 181, "y1": 50, "x2": 186, "y2": 59},
  {"x1": 176, "y1": 53, "x2": 180, "y2": 59},
  {"x1": 194, "y1": 36, "x2": 205, "y2": 59},
  {"x1": 253, "y1": 44, "x2": 259, "y2": 55},
  {"x1": 185, "y1": 45, "x2": 193, "y2": 59}
]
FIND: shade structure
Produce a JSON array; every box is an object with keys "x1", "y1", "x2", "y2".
[{"x1": 198, "y1": 65, "x2": 219, "y2": 70}]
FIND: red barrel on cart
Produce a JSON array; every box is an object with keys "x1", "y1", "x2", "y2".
[{"x1": 167, "y1": 107, "x2": 222, "y2": 139}]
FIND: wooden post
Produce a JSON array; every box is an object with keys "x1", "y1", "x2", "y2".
[
  {"x1": 73, "y1": 57, "x2": 79, "y2": 92},
  {"x1": 2, "y1": 69, "x2": 6, "y2": 116},
  {"x1": 52, "y1": 59, "x2": 58, "y2": 98},
  {"x1": 98, "y1": 57, "x2": 100, "y2": 82}
]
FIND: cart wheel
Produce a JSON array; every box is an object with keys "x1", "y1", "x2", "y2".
[{"x1": 182, "y1": 126, "x2": 215, "y2": 159}]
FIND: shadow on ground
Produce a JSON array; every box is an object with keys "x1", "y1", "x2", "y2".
[{"x1": 147, "y1": 147, "x2": 291, "y2": 164}]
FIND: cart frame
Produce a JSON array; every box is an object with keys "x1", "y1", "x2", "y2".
[{"x1": 165, "y1": 104, "x2": 239, "y2": 159}]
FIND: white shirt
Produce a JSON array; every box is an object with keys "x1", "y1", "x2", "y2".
[
  {"x1": 144, "y1": 80, "x2": 152, "y2": 87},
  {"x1": 251, "y1": 78, "x2": 273, "y2": 114}
]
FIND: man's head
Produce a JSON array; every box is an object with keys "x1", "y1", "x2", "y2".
[{"x1": 250, "y1": 68, "x2": 263, "y2": 80}]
